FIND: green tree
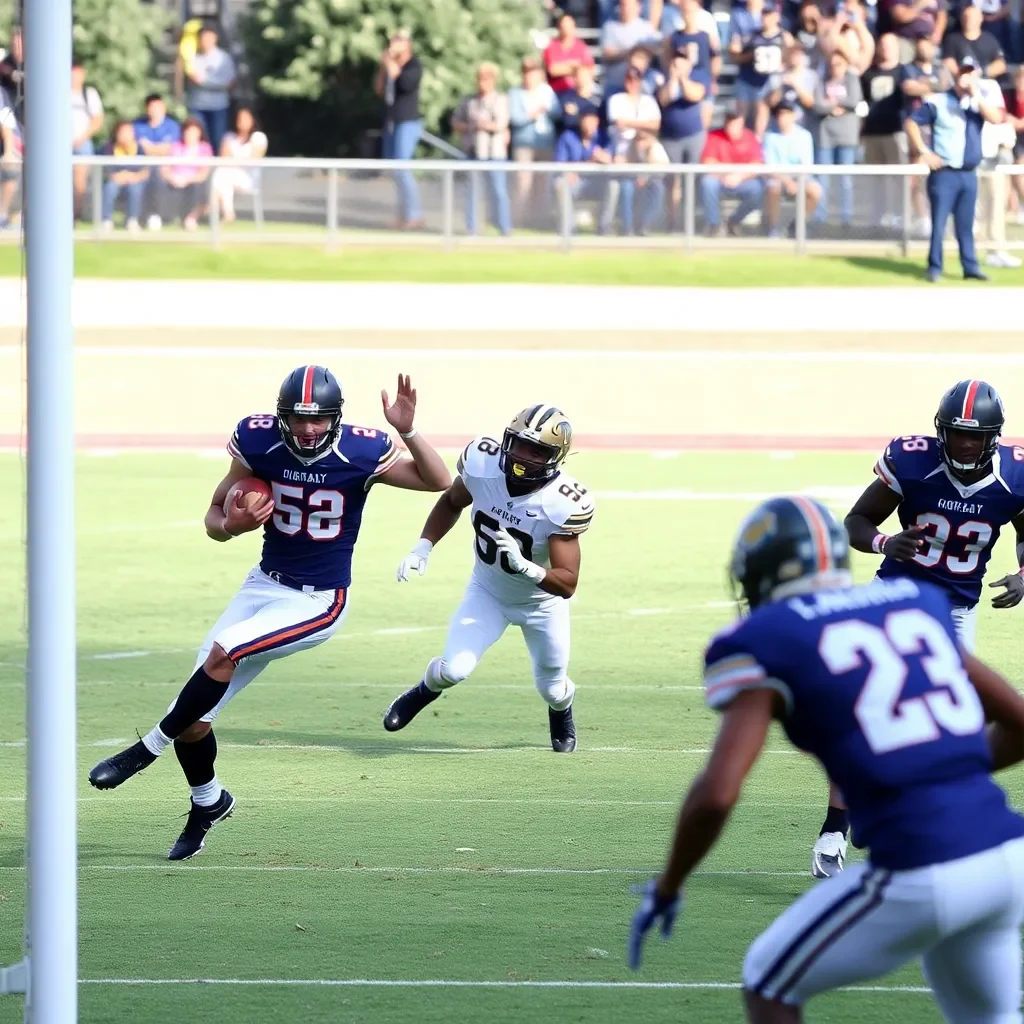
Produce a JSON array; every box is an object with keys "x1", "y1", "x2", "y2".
[{"x1": 242, "y1": 0, "x2": 545, "y2": 156}]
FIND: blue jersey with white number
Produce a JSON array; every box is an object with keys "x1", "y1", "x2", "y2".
[
  {"x1": 704, "y1": 577, "x2": 1024, "y2": 870},
  {"x1": 738, "y1": 30, "x2": 785, "y2": 88},
  {"x1": 228, "y1": 415, "x2": 401, "y2": 590},
  {"x1": 873, "y1": 437, "x2": 1024, "y2": 608}
]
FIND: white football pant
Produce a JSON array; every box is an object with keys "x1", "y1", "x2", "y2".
[
  {"x1": 424, "y1": 578, "x2": 575, "y2": 709},
  {"x1": 950, "y1": 604, "x2": 977, "y2": 654},
  {"x1": 744, "y1": 836, "x2": 1024, "y2": 1020}
]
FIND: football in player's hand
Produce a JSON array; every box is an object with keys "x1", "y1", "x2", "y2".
[
  {"x1": 223, "y1": 477, "x2": 275, "y2": 535},
  {"x1": 224, "y1": 477, "x2": 273, "y2": 514}
]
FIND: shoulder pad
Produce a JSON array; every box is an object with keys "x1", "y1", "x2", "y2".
[
  {"x1": 228, "y1": 413, "x2": 280, "y2": 466},
  {"x1": 996, "y1": 443, "x2": 1024, "y2": 499},
  {"x1": 545, "y1": 475, "x2": 595, "y2": 535},
  {"x1": 342, "y1": 424, "x2": 402, "y2": 481},
  {"x1": 874, "y1": 435, "x2": 940, "y2": 496},
  {"x1": 703, "y1": 612, "x2": 793, "y2": 714},
  {"x1": 457, "y1": 436, "x2": 503, "y2": 483}
]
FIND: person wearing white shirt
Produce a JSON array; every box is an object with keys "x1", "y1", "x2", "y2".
[
  {"x1": 604, "y1": 65, "x2": 661, "y2": 232},
  {"x1": 762, "y1": 100, "x2": 822, "y2": 236},
  {"x1": 620, "y1": 131, "x2": 670, "y2": 233},
  {"x1": 976, "y1": 76, "x2": 1021, "y2": 267}
]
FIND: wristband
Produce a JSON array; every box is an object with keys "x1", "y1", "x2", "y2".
[
  {"x1": 400, "y1": 429, "x2": 418, "y2": 440},
  {"x1": 872, "y1": 534, "x2": 889, "y2": 554},
  {"x1": 411, "y1": 537, "x2": 433, "y2": 558}
]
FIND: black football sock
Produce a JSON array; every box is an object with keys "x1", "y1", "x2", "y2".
[
  {"x1": 820, "y1": 805, "x2": 850, "y2": 838},
  {"x1": 158, "y1": 667, "x2": 230, "y2": 740},
  {"x1": 174, "y1": 730, "x2": 218, "y2": 787}
]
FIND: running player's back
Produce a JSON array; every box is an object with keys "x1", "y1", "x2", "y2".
[{"x1": 705, "y1": 576, "x2": 1024, "y2": 870}]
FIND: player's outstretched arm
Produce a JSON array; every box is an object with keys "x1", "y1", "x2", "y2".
[
  {"x1": 964, "y1": 652, "x2": 1024, "y2": 770},
  {"x1": 988, "y1": 514, "x2": 1024, "y2": 609},
  {"x1": 845, "y1": 479, "x2": 923, "y2": 560},
  {"x1": 396, "y1": 477, "x2": 473, "y2": 582},
  {"x1": 204, "y1": 458, "x2": 273, "y2": 542},
  {"x1": 377, "y1": 374, "x2": 452, "y2": 492}
]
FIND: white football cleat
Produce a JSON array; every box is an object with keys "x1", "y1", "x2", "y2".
[{"x1": 811, "y1": 831, "x2": 848, "y2": 879}]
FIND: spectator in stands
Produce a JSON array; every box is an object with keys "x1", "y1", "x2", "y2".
[
  {"x1": 619, "y1": 130, "x2": 670, "y2": 233},
  {"x1": 886, "y1": 0, "x2": 947, "y2": 63},
  {"x1": 0, "y1": 28, "x2": 22, "y2": 117},
  {"x1": 509, "y1": 56, "x2": 559, "y2": 217},
  {"x1": 134, "y1": 94, "x2": 181, "y2": 231},
  {"x1": 861, "y1": 33, "x2": 908, "y2": 226},
  {"x1": 600, "y1": 0, "x2": 662, "y2": 94},
  {"x1": 71, "y1": 59, "x2": 104, "y2": 222},
  {"x1": 792, "y1": 0, "x2": 826, "y2": 69},
  {"x1": 101, "y1": 120, "x2": 148, "y2": 234},
  {"x1": 544, "y1": 13, "x2": 595, "y2": 94},
  {"x1": 185, "y1": 25, "x2": 236, "y2": 156},
  {"x1": 729, "y1": 0, "x2": 766, "y2": 61},
  {"x1": 700, "y1": 107, "x2": 765, "y2": 235},
  {"x1": 943, "y1": 5, "x2": 1007, "y2": 84},
  {"x1": 1007, "y1": 65, "x2": 1024, "y2": 221},
  {"x1": 626, "y1": 47, "x2": 667, "y2": 95},
  {"x1": 824, "y1": 1, "x2": 876, "y2": 72},
  {"x1": 0, "y1": 90, "x2": 20, "y2": 231},
  {"x1": 764, "y1": 42, "x2": 820, "y2": 141},
  {"x1": 160, "y1": 117, "x2": 212, "y2": 231},
  {"x1": 975, "y1": 73, "x2": 1020, "y2": 266},
  {"x1": 605, "y1": 64, "x2": 661, "y2": 231},
  {"x1": 453, "y1": 62, "x2": 513, "y2": 235},
  {"x1": 659, "y1": 48, "x2": 710, "y2": 164},
  {"x1": 813, "y1": 50, "x2": 864, "y2": 226},
  {"x1": 559, "y1": 64, "x2": 603, "y2": 136},
  {"x1": 977, "y1": 0, "x2": 1014, "y2": 66},
  {"x1": 213, "y1": 107, "x2": 268, "y2": 223},
  {"x1": 666, "y1": 0, "x2": 720, "y2": 128},
  {"x1": 554, "y1": 108, "x2": 612, "y2": 230},
  {"x1": 376, "y1": 29, "x2": 424, "y2": 231},
  {"x1": 731, "y1": 1, "x2": 793, "y2": 136},
  {"x1": 762, "y1": 99, "x2": 821, "y2": 235}
]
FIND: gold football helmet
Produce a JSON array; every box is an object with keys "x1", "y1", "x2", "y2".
[{"x1": 499, "y1": 404, "x2": 573, "y2": 484}]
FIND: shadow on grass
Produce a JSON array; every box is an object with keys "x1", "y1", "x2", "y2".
[{"x1": 835, "y1": 256, "x2": 927, "y2": 281}]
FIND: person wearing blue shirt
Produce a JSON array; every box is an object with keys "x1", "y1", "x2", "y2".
[
  {"x1": 761, "y1": 100, "x2": 822, "y2": 235},
  {"x1": 133, "y1": 94, "x2": 182, "y2": 231},
  {"x1": 906, "y1": 56, "x2": 1003, "y2": 281},
  {"x1": 554, "y1": 110, "x2": 613, "y2": 232}
]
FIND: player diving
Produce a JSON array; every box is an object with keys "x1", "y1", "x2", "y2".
[
  {"x1": 88, "y1": 366, "x2": 451, "y2": 860},
  {"x1": 384, "y1": 405, "x2": 595, "y2": 753},
  {"x1": 801, "y1": 379, "x2": 1024, "y2": 880},
  {"x1": 629, "y1": 495, "x2": 1024, "y2": 1024}
]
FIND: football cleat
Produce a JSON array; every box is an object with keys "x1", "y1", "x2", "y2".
[
  {"x1": 811, "y1": 831, "x2": 848, "y2": 879},
  {"x1": 549, "y1": 705, "x2": 577, "y2": 753},
  {"x1": 88, "y1": 739, "x2": 157, "y2": 790},
  {"x1": 167, "y1": 790, "x2": 236, "y2": 861},
  {"x1": 383, "y1": 681, "x2": 440, "y2": 732}
]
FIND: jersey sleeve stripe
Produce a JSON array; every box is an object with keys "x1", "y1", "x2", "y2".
[
  {"x1": 873, "y1": 456, "x2": 903, "y2": 495},
  {"x1": 456, "y1": 443, "x2": 472, "y2": 479},
  {"x1": 371, "y1": 441, "x2": 402, "y2": 477},
  {"x1": 226, "y1": 433, "x2": 251, "y2": 469},
  {"x1": 706, "y1": 676, "x2": 794, "y2": 715},
  {"x1": 705, "y1": 665, "x2": 767, "y2": 696}
]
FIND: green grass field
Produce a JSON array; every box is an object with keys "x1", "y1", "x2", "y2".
[
  {"x1": 0, "y1": 245, "x2": 1022, "y2": 285},
  {"x1": 2, "y1": 450, "x2": 1023, "y2": 1023}
]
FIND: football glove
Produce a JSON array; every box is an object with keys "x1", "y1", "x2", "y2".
[
  {"x1": 396, "y1": 538, "x2": 433, "y2": 582},
  {"x1": 628, "y1": 879, "x2": 682, "y2": 970},
  {"x1": 990, "y1": 571, "x2": 1024, "y2": 609},
  {"x1": 494, "y1": 528, "x2": 546, "y2": 583}
]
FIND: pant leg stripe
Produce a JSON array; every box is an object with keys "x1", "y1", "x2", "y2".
[
  {"x1": 227, "y1": 589, "x2": 347, "y2": 662},
  {"x1": 752, "y1": 868, "x2": 877, "y2": 997}
]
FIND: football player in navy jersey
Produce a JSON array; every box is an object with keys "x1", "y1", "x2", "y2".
[
  {"x1": 88, "y1": 366, "x2": 450, "y2": 860},
  {"x1": 795, "y1": 380, "x2": 1024, "y2": 880},
  {"x1": 629, "y1": 496, "x2": 1024, "y2": 1023}
]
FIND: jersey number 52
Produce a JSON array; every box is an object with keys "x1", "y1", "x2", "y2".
[{"x1": 271, "y1": 482, "x2": 344, "y2": 541}]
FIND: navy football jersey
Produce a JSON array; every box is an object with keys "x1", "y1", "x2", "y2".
[
  {"x1": 738, "y1": 30, "x2": 785, "y2": 88},
  {"x1": 874, "y1": 436, "x2": 1024, "y2": 608},
  {"x1": 227, "y1": 415, "x2": 402, "y2": 589},
  {"x1": 704, "y1": 578, "x2": 1024, "y2": 871}
]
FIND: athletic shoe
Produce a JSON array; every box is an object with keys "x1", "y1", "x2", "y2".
[
  {"x1": 146, "y1": 214, "x2": 162, "y2": 232},
  {"x1": 549, "y1": 706, "x2": 577, "y2": 753},
  {"x1": 88, "y1": 739, "x2": 157, "y2": 790},
  {"x1": 986, "y1": 251, "x2": 1022, "y2": 269},
  {"x1": 167, "y1": 790, "x2": 236, "y2": 861},
  {"x1": 811, "y1": 831, "x2": 848, "y2": 879},
  {"x1": 383, "y1": 681, "x2": 440, "y2": 732}
]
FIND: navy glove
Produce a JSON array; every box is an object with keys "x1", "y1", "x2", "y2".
[{"x1": 628, "y1": 879, "x2": 682, "y2": 970}]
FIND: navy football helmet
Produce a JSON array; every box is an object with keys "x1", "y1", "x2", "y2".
[
  {"x1": 276, "y1": 365, "x2": 344, "y2": 459},
  {"x1": 934, "y1": 379, "x2": 1003, "y2": 478},
  {"x1": 730, "y1": 496, "x2": 851, "y2": 611}
]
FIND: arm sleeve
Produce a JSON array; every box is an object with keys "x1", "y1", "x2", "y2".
[
  {"x1": 370, "y1": 432, "x2": 403, "y2": 477},
  {"x1": 843, "y1": 74, "x2": 864, "y2": 110},
  {"x1": 873, "y1": 439, "x2": 904, "y2": 496},
  {"x1": 557, "y1": 496, "x2": 596, "y2": 536},
  {"x1": 704, "y1": 645, "x2": 793, "y2": 714},
  {"x1": 762, "y1": 133, "x2": 780, "y2": 164},
  {"x1": 508, "y1": 88, "x2": 530, "y2": 128},
  {"x1": 87, "y1": 87, "x2": 104, "y2": 118},
  {"x1": 226, "y1": 423, "x2": 252, "y2": 469},
  {"x1": 911, "y1": 98, "x2": 937, "y2": 127},
  {"x1": 397, "y1": 60, "x2": 422, "y2": 94}
]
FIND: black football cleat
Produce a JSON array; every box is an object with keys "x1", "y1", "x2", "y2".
[
  {"x1": 549, "y1": 706, "x2": 577, "y2": 753},
  {"x1": 88, "y1": 739, "x2": 157, "y2": 790},
  {"x1": 167, "y1": 790, "x2": 236, "y2": 861},
  {"x1": 383, "y1": 681, "x2": 440, "y2": 732}
]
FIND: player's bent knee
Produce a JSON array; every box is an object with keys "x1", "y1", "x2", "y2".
[
  {"x1": 204, "y1": 643, "x2": 236, "y2": 680},
  {"x1": 439, "y1": 652, "x2": 477, "y2": 686},
  {"x1": 536, "y1": 674, "x2": 574, "y2": 710},
  {"x1": 178, "y1": 720, "x2": 213, "y2": 743}
]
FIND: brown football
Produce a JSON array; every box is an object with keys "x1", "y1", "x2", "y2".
[{"x1": 224, "y1": 476, "x2": 273, "y2": 513}]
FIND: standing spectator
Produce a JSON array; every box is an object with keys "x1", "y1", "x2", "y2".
[
  {"x1": 600, "y1": 0, "x2": 662, "y2": 94},
  {"x1": 0, "y1": 29, "x2": 22, "y2": 119},
  {"x1": 975, "y1": 75, "x2": 1020, "y2": 266},
  {"x1": 71, "y1": 59, "x2": 104, "y2": 222},
  {"x1": 554, "y1": 109, "x2": 612, "y2": 230},
  {"x1": 667, "y1": 0, "x2": 720, "y2": 128},
  {"x1": 861, "y1": 33, "x2": 907, "y2": 225},
  {"x1": 375, "y1": 29, "x2": 424, "y2": 230},
  {"x1": 160, "y1": 117, "x2": 212, "y2": 231},
  {"x1": 659, "y1": 48, "x2": 710, "y2": 164},
  {"x1": 212, "y1": 107, "x2": 268, "y2": 223},
  {"x1": 0, "y1": 91, "x2": 20, "y2": 230},
  {"x1": 700, "y1": 107, "x2": 765, "y2": 235},
  {"x1": 101, "y1": 121, "x2": 148, "y2": 234},
  {"x1": 509, "y1": 56, "x2": 559, "y2": 217},
  {"x1": 824, "y1": 1, "x2": 877, "y2": 72},
  {"x1": 544, "y1": 13, "x2": 595, "y2": 94},
  {"x1": 762, "y1": 100, "x2": 821, "y2": 235},
  {"x1": 977, "y1": 0, "x2": 1014, "y2": 65},
  {"x1": 792, "y1": 0, "x2": 826, "y2": 68},
  {"x1": 452, "y1": 63, "x2": 512, "y2": 236},
  {"x1": 905, "y1": 56, "x2": 1002, "y2": 280},
  {"x1": 606, "y1": 63, "x2": 661, "y2": 230},
  {"x1": 662, "y1": 0, "x2": 723, "y2": 49},
  {"x1": 133, "y1": 94, "x2": 181, "y2": 231},
  {"x1": 813, "y1": 50, "x2": 864, "y2": 226},
  {"x1": 764, "y1": 43, "x2": 820, "y2": 140},
  {"x1": 559, "y1": 64, "x2": 603, "y2": 136},
  {"x1": 185, "y1": 26, "x2": 236, "y2": 156},
  {"x1": 620, "y1": 130, "x2": 670, "y2": 233},
  {"x1": 729, "y1": 0, "x2": 766, "y2": 59},
  {"x1": 731, "y1": 2, "x2": 793, "y2": 135},
  {"x1": 886, "y1": 0, "x2": 947, "y2": 63},
  {"x1": 1007, "y1": 65, "x2": 1024, "y2": 222},
  {"x1": 943, "y1": 5, "x2": 1007, "y2": 84}
]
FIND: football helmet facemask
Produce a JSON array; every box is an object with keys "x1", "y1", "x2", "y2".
[
  {"x1": 499, "y1": 404, "x2": 573, "y2": 485},
  {"x1": 934, "y1": 379, "x2": 1004, "y2": 479}
]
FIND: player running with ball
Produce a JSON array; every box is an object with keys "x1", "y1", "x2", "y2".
[
  {"x1": 88, "y1": 366, "x2": 450, "y2": 860},
  {"x1": 384, "y1": 405, "x2": 594, "y2": 752}
]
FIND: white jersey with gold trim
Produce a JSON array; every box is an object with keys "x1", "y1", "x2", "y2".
[{"x1": 457, "y1": 435, "x2": 594, "y2": 605}]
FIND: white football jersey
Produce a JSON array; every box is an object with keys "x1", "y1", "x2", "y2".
[{"x1": 457, "y1": 436, "x2": 594, "y2": 605}]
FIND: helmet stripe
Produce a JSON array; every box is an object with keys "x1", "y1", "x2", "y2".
[
  {"x1": 535, "y1": 406, "x2": 559, "y2": 429},
  {"x1": 301, "y1": 365, "x2": 316, "y2": 405},
  {"x1": 962, "y1": 379, "x2": 980, "y2": 421},
  {"x1": 791, "y1": 496, "x2": 831, "y2": 574},
  {"x1": 525, "y1": 404, "x2": 543, "y2": 428}
]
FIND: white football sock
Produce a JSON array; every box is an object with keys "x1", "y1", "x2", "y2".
[
  {"x1": 141, "y1": 726, "x2": 172, "y2": 757},
  {"x1": 191, "y1": 776, "x2": 223, "y2": 808}
]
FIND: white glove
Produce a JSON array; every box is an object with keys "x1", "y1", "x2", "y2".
[
  {"x1": 397, "y1": 538, "x2": 433, "y2": 582},
  {"x1": 494, "y1": 528, "x2": 546, "y2": 583}
]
